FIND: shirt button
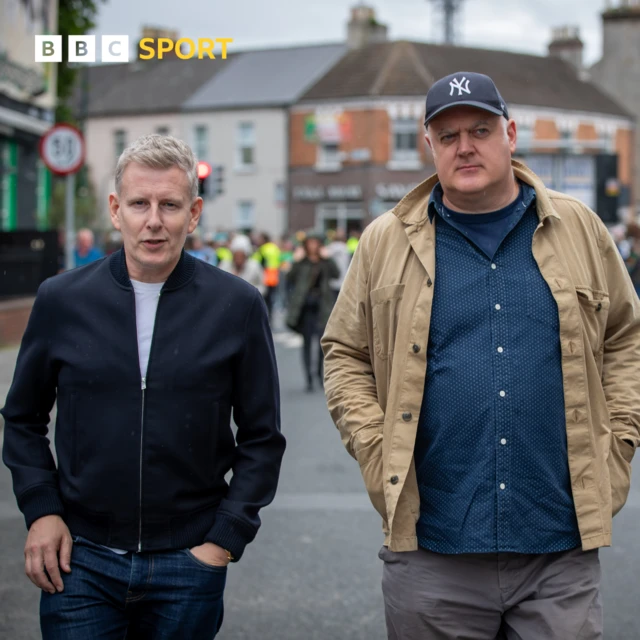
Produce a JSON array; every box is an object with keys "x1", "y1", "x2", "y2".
[
  {"x1": 500, "y1": 483, "x2": 506, "y2": 490},
  {"x1": 497, "y1": 346, "x2": 504, "y2": 353},
  {"x1": 500, "y1": 438, "x2": 507, "y2": 445},
  {"x1": 491, "y1": 263, "x2": 497, "y2": 270},
  {"x1": 495, "y1": 304, "x2": 501, "y2": 310},
  {"x1": 499, "y1": 390, "x2": 506, "y2": 397},
  {"x1": 402, "y1": 412, "x2": 412, "y2": 422},
  {"x1": 390, "y1": 475, "x2": 399, "y2": 485},
  {"x1": 412, "y1": 344, "x2": 421, "y2": 353}
]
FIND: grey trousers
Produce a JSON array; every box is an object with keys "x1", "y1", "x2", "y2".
[{"x1": 380, "y1": 545, "x2": 602, "y2": 640}]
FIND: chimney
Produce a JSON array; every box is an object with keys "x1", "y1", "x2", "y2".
[
  {"x1": 347, "y1": 4, "x2": 388, "y2": 50},
  {"x1": 137, "y1": 26, "x2": 181, "y2": 59},
  {"x1": 548, "y1": 26, "x2": 584, "y2": 72}
]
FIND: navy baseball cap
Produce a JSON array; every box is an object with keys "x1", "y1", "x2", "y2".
[{"x1": 424, "y1": 71, "x2": 509, "y2": 127}]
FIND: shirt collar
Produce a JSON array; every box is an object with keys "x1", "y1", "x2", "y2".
[{"x1": 427, "y1": 180, "x2": 536, "y2": 223}]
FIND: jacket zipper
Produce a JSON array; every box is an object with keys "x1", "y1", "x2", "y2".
[
  {"x1": 138, "y1": 376, "x2": 146, "y2": 552},
  {"x1": 137, "y1": 289, "x2": 162, "y2": 553}
]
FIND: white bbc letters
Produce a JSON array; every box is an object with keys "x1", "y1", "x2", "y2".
[
  {"x1": 35, "y1": 35, "x2": 62, "y2": 62},
  {"x1": 69, "y1": 36, "x2": 96, "y2": 63},
  {"x1": 35, "y1": 35, "x2": 129, "y2": 63},
  {"x1": 102, "y1": 36, "x2": 130, "y2": 62}
]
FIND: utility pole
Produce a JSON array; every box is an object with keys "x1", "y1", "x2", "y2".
[{"x1": 429, "y1": 0, "x2": 465, "y2": 45}]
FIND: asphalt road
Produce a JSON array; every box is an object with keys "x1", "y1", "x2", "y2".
[{"x1": 0, "y1": 340, "x2": 638, "y2": 639}]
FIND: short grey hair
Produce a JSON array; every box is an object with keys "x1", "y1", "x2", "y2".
[{"x1": 114, "y1": 134, "x2": 198, "y2": 199}]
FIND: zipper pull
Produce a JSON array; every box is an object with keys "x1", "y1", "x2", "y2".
[{"x1": 141, "y1": 377, "x2": 146, "y2": 390}]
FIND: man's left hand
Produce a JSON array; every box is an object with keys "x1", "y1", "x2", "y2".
[{"x1": 189, "y1": 542, "x2": 231, "y2": 567}]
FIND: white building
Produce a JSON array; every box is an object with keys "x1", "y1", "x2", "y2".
[{"x1": 81, "y1": 43, "x2": 345, "y2": 236}]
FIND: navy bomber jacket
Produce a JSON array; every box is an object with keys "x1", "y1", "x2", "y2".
[{"x1": 1, "y1": 249, "x2": 286, "y2": 560}]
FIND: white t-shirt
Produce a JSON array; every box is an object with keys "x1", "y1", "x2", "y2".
[
  {"x1": 103, "y1": 278, "x2": 164, "y2": 555},
  {"x1": 131, "y1": 279, "x2": 164, "y2": 379}
]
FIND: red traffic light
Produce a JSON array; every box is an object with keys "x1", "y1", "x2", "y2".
[{"x1": 197, "y1": 161, "x2": 212, "y2": 180}]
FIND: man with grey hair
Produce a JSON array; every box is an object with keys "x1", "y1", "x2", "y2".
[{"x1": 2, "y1": 134, "x2": 286, "y2": 639}]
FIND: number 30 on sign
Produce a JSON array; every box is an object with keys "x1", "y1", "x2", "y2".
[{"x1": 39, "y1": 124, "x2": 85, "y2": 175}]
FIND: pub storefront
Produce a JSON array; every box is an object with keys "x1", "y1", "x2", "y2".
[{"x1": 288, "y1": 165, "x2": 433, "y2": 234}]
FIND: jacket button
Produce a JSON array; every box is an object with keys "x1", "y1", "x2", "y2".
[
  {"x1": 596, "y1": 303, "x2": 602, "y2": 312},
  {"x1": 402, "y1": 412, "x2": 412, "y2": 422},
  {"x1": 390, "y1": 475, "x2": 399, "y2": 485},
  {"x1": 412, "y1": 344, "x2": 420, "y2": 353},
  {"x1": 427, "y1": 278, "x2": 433, "y2": 287}
]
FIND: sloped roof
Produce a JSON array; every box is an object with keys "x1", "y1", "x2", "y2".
[
  {"x1": 183, "y1": 43, "x2": 347, "y2": 111},
  {"x1": 300, "y1": 40, "x2": 631, "y2": 118},
  {"x1": 75, "y1": 58, "x2": 227, "y2": 118}
]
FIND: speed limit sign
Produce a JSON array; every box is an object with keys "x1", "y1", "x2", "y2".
[{"x1": 39, "y1": 124, "x2": 85, "y2": 175}]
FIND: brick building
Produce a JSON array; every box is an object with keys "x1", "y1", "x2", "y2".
[{"x1": 288, "y1": 7, "x2": 634, "y2": 234}]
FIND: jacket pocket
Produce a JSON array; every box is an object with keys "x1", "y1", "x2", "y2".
[
  {"x1": 370, "y1": 284, "x2": 405, "y2": 360},
  {"x1": 354, "y1": 424, "x2": 387, "y2": 522},
  {"x1": 608, "y1": 433, "x2": 634, "y2": 517},
  {"x1": 575, "y1": 286, "x2": 610, "y2": 357}
]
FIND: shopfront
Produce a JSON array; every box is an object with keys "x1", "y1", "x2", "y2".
[{"x1": 288, "y1": 166, "x2": 430, "y2": 234}]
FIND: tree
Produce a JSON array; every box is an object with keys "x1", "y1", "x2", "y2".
[{"x1": 56, "y1": 0, "x2": 106, "y2": 124}]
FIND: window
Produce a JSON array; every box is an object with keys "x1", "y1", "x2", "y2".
[
  {"x1": 317, "y1": 142, "x2": 341, "y2": 170},
  {"x1": 392, "y1": 119, "x2": 419, "y2": 165},
  {"x1": 155, "y1": 126, "x2": 169, "y2": 136},
  {"x1": 235, "y1": 200, "x2": 255, "y2": 229},
  {"x1": 516, "y1": 124, "x2": 533, "y2": 152},
  {"x1": 316, "y1": 203, "x2": 364, "y2": 234},
  {"x1": 114, "y1": 130, "x2": 127, "y2": 159},
  {"x1": 236, "y1": 122, "x2": 255, "y2": 169},
  {"x1": 194, "y1": 125, "x2": 208, "y2": 161}
]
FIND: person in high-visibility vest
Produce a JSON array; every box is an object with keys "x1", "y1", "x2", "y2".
[
  {"x1": 254, "y1": 233, "x2": 281, "y2": 322},
  {"x1": 214, "y1": 232, "x2": 233, "y2": 264},
  {"x1": 346, "y1": 229, "x2": 361, "y2": 257}
]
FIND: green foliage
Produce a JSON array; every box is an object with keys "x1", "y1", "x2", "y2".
[{"x1": 56, "y1": 0, "x2": 106, "y2": 123}]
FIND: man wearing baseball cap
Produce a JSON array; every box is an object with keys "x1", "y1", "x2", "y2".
[{"x1": 322, "y1": 71, "x2": 639, "y2": 639}]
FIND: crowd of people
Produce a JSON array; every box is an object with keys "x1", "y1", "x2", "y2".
[{"x1": 183, "y1": 227, "x2": 360, "y2": 392}]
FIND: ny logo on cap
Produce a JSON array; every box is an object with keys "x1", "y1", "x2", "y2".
[{"x1": 449, "y1": 77, "x2": 471, "y2": 96}]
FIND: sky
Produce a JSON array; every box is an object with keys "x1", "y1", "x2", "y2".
[{"x1": 90, "y1": 0, "x2": 610, "y2": 66}]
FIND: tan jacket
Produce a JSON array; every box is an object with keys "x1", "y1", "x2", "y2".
[{"x1": 321, "y1": 160, "x2": 640, "y2": 553}]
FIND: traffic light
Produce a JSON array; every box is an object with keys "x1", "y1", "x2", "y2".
[
  {"x1": 211, "y1": 165, "x2": 224, "y2": 198},
  {"x1": 197, "y1": 161, "x2": 211, "y2": 198}
]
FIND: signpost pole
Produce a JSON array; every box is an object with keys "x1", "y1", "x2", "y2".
[
  {"x1": 39, "y1": 123, "x2": 85, "y2": 271},
  {"x1": 65, "y1": 172, "x2": 76, "y2": 271}
]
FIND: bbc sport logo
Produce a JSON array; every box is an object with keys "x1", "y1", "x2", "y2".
[{"x1": 35, "y1": 36, "x2": 233, "y2": 63}]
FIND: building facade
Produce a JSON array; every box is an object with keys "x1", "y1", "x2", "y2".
[
  {"x1": 590, "y1": 2, "x2": 640, "y2": 212},
  {"x1": 289, "y1": 33, "x2": 634, "y2": 234},
  {"x1": 0, "y1": 0, "x2": 58, "y2": 231}
]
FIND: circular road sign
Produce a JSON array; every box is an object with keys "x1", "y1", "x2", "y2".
[{"x1": 39, "y1": 124, "x2": 85, "y2": 175}]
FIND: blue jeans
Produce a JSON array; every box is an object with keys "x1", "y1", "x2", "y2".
[{"x1": 40, "y1": 535, "x2": 226, "y2": 639}]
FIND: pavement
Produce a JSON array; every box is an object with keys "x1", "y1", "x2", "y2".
[{"x1": 0, "y1": 336, "x2": 639, "y2": 639}]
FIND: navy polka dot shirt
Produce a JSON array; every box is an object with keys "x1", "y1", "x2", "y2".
[{"x1": 414, "y1": 182, "x2": 582, "y2": 555}]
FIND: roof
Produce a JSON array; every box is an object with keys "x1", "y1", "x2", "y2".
[
  {"x1": 183, "y1": 43, "x2": 347, "y2": 111},
  {"x1": 300, "y1": 40, "x2": 631, "y2": 118},
  {"x1": 74, "y1": 58, "x2": 227, "y2": 118}
]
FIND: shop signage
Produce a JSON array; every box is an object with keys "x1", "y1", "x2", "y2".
[
  {"x1": 293, "y1": 184, "x2": 362, "y2": 202},
  {"x1": 374, "y1": 182, "x2": 419, "y2": 200}
]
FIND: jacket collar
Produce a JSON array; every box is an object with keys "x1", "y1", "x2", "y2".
[
  {"x1": 393, "y1": 158, "x2": 561, "y2": 227},
  {"x1": 109, "y1": 247, "x2": 196, "y2": 291}
]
